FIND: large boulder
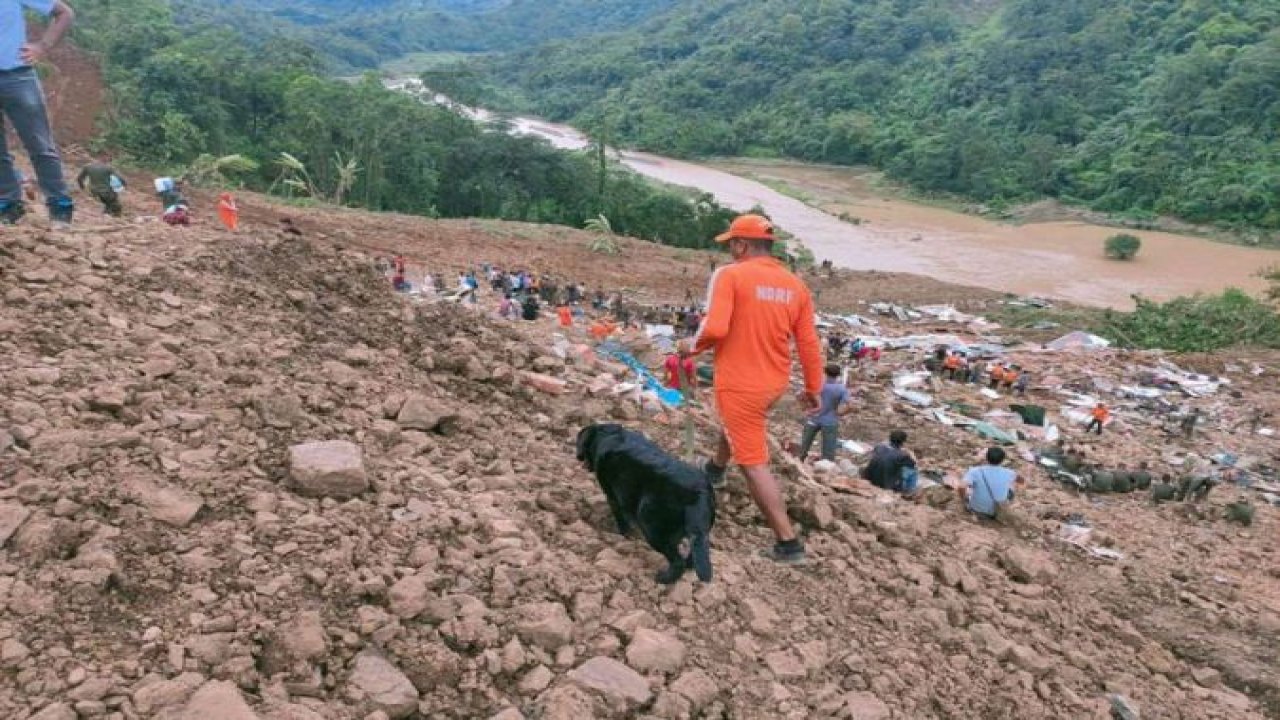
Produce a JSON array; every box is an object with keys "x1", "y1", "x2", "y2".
[
  {"x1": 347, "y1": 651, "x2": 419, "y2": 719},
  {"x1": 288, "y1": 441, "x2": 368, "y2": 498}
]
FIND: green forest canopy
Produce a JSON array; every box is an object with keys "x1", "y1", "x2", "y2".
[
  {"x1": 172, "y1": 0, "x2": 678, "y2": 72},
  {"x1": 475, "y1": 0, "x2": 1280, "y2": 233},
  {"x1": 70, "y1": 0, "x2": 736, "y2": 249}
]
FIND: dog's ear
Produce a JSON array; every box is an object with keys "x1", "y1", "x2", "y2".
[{"x1": 576, "y1": 425, "x2": 597, "y2": 466}]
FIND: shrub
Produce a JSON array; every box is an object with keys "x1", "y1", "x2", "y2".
[
  {"x1": 1105, "y1": 233, "x2": 1143, "y2": 260},
  {"x1": 1100, "y1": 289, "x2": 1280, "y2": 351}
]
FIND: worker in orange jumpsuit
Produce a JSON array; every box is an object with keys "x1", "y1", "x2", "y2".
[
  {"x1": 1087, "y1": 402, "x2": 1110, "y2": 435},
  {"x1": 556, "y1": 304, "x2": 573, "y2": 328},
  {"x1": 695, "y1": 214, "x2": 824, "y2": 565},
  {"x1": 217, "y1": 192, "x2": 238, "y2": 231}
]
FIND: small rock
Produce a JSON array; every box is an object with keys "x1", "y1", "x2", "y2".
[
  {"x1": 261, "y1": 611, "x2": 328, "y2": 676},
  {"x1": 566, "y1": 656, "x2": 652, "y2": 706},
  {"x1": 396, "y1": 394, "x2": 460, "y2": 434},
  {"x1": 177, "y1": 680, "x2": 260, "y2": 720},
  {"x1": 843, "y1": 691, "x2": 891, "y2": 720},
  {"x1": 0, "y1": 501, "x2": 32, "y2": 546},
  {"x1": 521, "y1": 372, "x2": 568, "y2": 395},
  {"x1": 347, "y1": 651, "x2": 419, "y2": 719},
  {"x1": 489, "y1": 709, "x2": 526, "y2": 720},
  {"x1": 998, "y1": 547, "x2": 1057, "y2": 584},
  {"x1": 288, "y1": 441, "x2": 369, "y2": 498},
  {"x1": 126, "y1": 477, "x2": 203, "y2": 528},
  {"x1": 387, "y1": 575, "x2": 430, "y2": 619},
  {"x1": 132, "y1": 672, "x2": 206, "y2": 715},
  {"x1": 25, "y1": 703, "x2": 76, "y2": 720},
  {"x1": 1191, "y1": 666, "x2": 1221, "y2": 689},
  {"x1": 518, "y1": 665, "x2": 553, "y2": 695},
  {"x1": 624, "y1": 628, "x2": 686, "y2": 674},
  {"x1": 764, "y1": 650, "x2": 806, "y2": 681},
  {"x1": 515, "y1": 602, "x2": 574, "y2": 651},
  {"x1": 670, "y1": 669, "x2": 718, "y2": 709}
]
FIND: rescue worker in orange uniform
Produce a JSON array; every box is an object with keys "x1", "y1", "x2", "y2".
[
  {"x1": 1087, "y1": 402, "x2": 1109, "y2": 435},
  {"x1": 695, "y1": 214, "x2": 824, "y2": 564}
]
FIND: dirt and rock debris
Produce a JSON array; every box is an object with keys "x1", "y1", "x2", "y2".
[{"x1": 1, "y1": 192, "x2": 1278, "y2": 720}]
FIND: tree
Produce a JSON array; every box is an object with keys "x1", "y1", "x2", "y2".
[
  {"x1": 1105, "y1": 233, "x2": 1143, "y2": 260},
  {"x1": 584, "y1": 214, "x2": 621, "y2": 255}
]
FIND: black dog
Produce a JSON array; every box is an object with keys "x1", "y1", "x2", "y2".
[{"x1": 576, "y1": 423, "x2": 715, "y2": 584}]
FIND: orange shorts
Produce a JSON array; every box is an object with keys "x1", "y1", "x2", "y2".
[{"x1": 714, "y1": 388, "x2": 784, "y2": 466}]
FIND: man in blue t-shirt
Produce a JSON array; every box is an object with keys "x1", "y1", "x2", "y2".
[
  {"x1": 797, "y1": 364, "x2": 851, "y2": 462},
  {"x1": 961, "y1": 447, "x2": 1024, "y2": 518},
  {"x1": 0, "y1": 0, "x2": 75, "y2": 225}
]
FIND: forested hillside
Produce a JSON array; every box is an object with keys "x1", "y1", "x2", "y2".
[
  {"x1": 483, "y1": 0, "x2": 1280, "y2": 231},
  {"x1": 175, "y1": 0, "x2": 677, "y2": 70},
  {"x1": 69, "y1": 0, "x2": 734, "y2": 248}
]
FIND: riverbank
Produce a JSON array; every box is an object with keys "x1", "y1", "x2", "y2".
[{"x1": 711, "y1": 158, "x2": 1277, "y2": 249}]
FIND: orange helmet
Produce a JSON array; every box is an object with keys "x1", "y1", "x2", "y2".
[{"x1": 715, "y1": 213, "x2": 775, "y2": 243}]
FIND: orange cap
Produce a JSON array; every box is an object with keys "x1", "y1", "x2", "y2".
[{"x1": 715, "y1": 214, "x2": 775, "y2": 243}]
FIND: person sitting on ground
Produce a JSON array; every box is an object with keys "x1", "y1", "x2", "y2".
[
  {"x1": 998, "y1": 364, "x2": 1020, "y2": 391},
  {"x1": 1086, "y1": 403, "x2": 1109, "y2": 435},
  {"x1": 960, "y1": 447, "x2": 1024, "y2": 520},
  {"x1": 77, "y1": 154, "x2": 125, "y2": 217},
  {"x1": 589, "y1": 317, "x2": 618, "y2": 342},
  {"x1": 162, "y1": 204, "x2": 190, "y2": 226},
  {"x1": 497, "y1": 293, "x2": 517, "y2": 320},
  {"x1": 862, "y1": 430, "x2": 918, "y2": 494},
  {"x1": 1130, "y1": 461, "x2": 1153, "y2": 490},
  {"x1": 797, "y1": 364, "x2": 852, "y2": 463},
  {"x1": 662, "y1": 341, "x2": 697, "y2": 393},
  {"x1": 520, "y1": 293, "x2": 540, "y2": 321},
  {"x1": 854, "y1": 340, "x2": 882, "y2": 365}
]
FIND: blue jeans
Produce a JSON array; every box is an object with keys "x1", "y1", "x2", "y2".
[
  {"x1": 898, "y1": 467, "x2": 919, "y2": 494},
  {"x1": 799, "y1": 423, "x2": 839, "y2": 461},
  {"x1": 0, "y1": 68, "x2": 70, "y2": 206}
]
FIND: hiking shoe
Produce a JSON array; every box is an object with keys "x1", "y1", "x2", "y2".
[
  {"x1": 762, "y1": 539, "x2": 808, "y2": 565},
  {"x1": 0, "y1": 201, "x2": 25, "y2": 225},
  {"x1": 48, "y1": 198, "x2": 74, "y2": 225},
  {"x1": 704, "y1": 460, "x2": 727, "y2": 489}
]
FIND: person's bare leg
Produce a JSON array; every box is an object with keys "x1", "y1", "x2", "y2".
[
  {"x1": 714, "y1": 432, "x2": 731, "y2": 467},
  {"x1": 740, "y1": 463, "x2": 796, "y2": 542}
]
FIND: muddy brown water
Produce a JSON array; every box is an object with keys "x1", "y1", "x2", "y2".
[
  {"x1": 390, "y1": 79, "x2": 1277, "y2": 309},
  {"x1": 508, "y1": 117, "x2": 1277, "y2": 309}
]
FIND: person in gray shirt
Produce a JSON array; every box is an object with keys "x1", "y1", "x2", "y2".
[{"x1": 797, "y1": 364, "x2": 851, "y2": 462}]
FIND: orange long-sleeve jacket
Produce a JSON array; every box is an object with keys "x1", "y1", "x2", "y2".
[{"x1": 693, "y1": 255, "x2": 824, "y2": 396}]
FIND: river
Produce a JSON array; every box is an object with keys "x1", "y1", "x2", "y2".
[{"x1": 390, "y1": 79, "x2": 1277, "y2": 309}]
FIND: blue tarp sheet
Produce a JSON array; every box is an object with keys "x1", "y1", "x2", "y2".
[{"x1": 597, "y1": 341, "x2": 684, "y2": 407}]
